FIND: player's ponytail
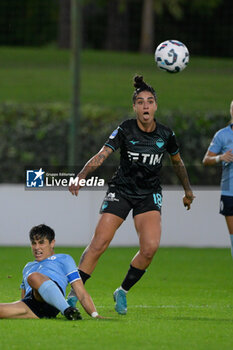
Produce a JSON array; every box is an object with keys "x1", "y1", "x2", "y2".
[{"x1": 132, "y1": 75, "x2": 157, "y2": 103}]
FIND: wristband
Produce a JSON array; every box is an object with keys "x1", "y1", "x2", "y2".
[
  {"x1": 215, "y1": 155, "x2": 221, "y2": 163},
  {"x1": 91, "y1": 311, "x2": 99, "y2": 318}
]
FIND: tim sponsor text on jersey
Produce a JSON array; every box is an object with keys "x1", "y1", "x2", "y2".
[{"x1": 127, "y1": 151, "x2": 163, "y2": 165}]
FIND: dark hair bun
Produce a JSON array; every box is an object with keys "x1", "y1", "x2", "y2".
[
  {"x1": 133, "y1": 75, "x2": 145, "y2": 89},
  {"x1": 132, "y1": 74, "x2": 157, "y2": 103}
]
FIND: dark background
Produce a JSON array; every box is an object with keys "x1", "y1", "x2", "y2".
[{"x1": 0, "y1": 0, "x2": 232, "y2": 57}]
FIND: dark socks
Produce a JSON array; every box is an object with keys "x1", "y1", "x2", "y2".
[
  {"x1": 121, "y1": 264, "x2": 146, "y2": 291},
  {"x1": 78, "y1": 269, "x2": 91, "y2": 284}
]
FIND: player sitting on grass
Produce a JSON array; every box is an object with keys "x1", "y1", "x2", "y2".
[{"x1": 0, "y1": 224, "x2": 101, "y2": 320}]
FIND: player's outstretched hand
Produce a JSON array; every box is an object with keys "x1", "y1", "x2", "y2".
[
  {"x1": 69, "y1": 173, "x2": 86, "y2": 196},
  {"x1": 69, "y1": 180, "x2": 80, "y2": 196},
  {"x1": 183, "y1": 191, "x2": 195, "y2": 210},
  {"x1": 95, "y1": 315, "x2": 105, "y2": 319}
]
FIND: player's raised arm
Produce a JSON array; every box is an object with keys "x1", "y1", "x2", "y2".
[
  {"x1": 170, "y1": 152, "x2": 195, "y2": 210},
  {"x1": 69, "y1": 145, "x2": 113, "y2": 196}
]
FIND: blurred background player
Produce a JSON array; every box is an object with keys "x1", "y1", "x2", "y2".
[
  {"x1": 203, "y1": 100, "x2": 233, "y2": 258},
  {"x1": 0, "y1": 224, "x2": 101, "y2": 320},
  {"x1": 68, "y1": 75, "x2": 195, "y2": 315}
]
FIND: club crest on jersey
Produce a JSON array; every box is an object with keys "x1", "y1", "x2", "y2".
[
  {"x1": 48, "y1": 256, "x2": 56, "y2": 260},
  {"x1": 156, "y1": 139, "x2": 164, "y2": 148}
]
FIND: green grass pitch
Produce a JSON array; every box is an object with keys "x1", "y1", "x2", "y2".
[
  {"x1": 0, "y1": 246, "x2": 233, "y2": 350},
  {"x1": 0, "y1": 47, "x2": 232, "y2": 113}
]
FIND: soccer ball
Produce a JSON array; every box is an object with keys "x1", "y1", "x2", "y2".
[{"x1": 154, "y1": 40, "x2": 189, "y2": 73}]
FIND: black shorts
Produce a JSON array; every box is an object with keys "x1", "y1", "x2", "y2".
[
  {"x1": 100, "y1": 189, "x2": 162, "y2": 220},
  {"x1": 22, "y1": 282, "x2": 63, "y2": 319},
  {"x1": 220, "y1": 195, "x2": 233, "y2": 216}
]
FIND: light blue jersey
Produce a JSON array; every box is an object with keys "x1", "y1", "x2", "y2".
[
  {"x1": 20, "y1": 254, "x2": 80, "y2": 296},
  {"x1": 209, "y1": 124, "x2": 233, "y2": 196}
]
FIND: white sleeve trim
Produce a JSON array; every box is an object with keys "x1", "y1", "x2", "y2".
[{"x1": 70, "y1": 277, "x2": 81, "y2": 283}]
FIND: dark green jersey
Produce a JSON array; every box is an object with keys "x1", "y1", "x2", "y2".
[{"x1": 105, "y1": 118, "x2": 179, "y2": 198}]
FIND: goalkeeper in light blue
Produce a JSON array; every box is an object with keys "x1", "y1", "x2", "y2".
[
  {"x1": 0, "y1": 224, "x2": 101, "y2": 320},
  {"x1": 203, "y1": 100, "x2": 233, "y2": 258}
]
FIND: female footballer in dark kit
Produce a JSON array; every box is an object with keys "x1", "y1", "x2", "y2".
[{"x1": 68, "y1": 75, "x2": 195, "y2": 314}]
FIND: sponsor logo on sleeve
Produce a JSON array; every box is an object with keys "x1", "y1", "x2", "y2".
[{"x1": 109, "y1": 128, "x2": 119, "y2": 139}]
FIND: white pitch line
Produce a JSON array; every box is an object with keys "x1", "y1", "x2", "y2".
[{"x1": 96, "y1": 304, "x2": 233, "y2": 309}]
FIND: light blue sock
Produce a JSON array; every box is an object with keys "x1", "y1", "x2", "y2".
[
  {"x1": 230, "y1": 235, "x2": 233, "y2": 259},
  {"x1": 38, "y1": 280, "x2": 70, "y2": 314}
]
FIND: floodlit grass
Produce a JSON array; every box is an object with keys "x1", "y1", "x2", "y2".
[
  {"x1": 0, "y1": 47, "x2": 232, "y2": 113},
  {"x1": 0, "y1": 246, "x2": 233, "y2": 350}
]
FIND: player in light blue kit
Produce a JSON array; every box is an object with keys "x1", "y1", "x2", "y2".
[
  {"x1": 0, "y1": 224, "x2": 101, "y2": 320},
  {"x1": 203, "y1": 101, "x2": 233, "y2": 257}
]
